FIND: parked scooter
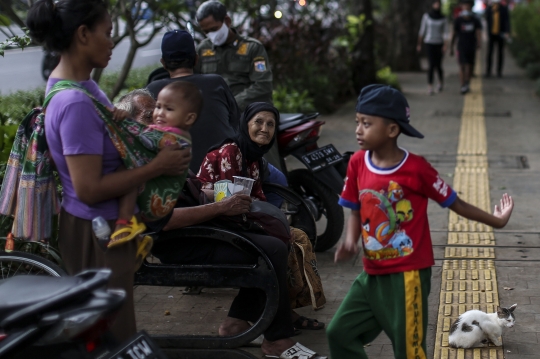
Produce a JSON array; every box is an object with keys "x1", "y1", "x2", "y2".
[
  {"x1": 0, "y1": 269, "x2": 167, "y2": 359},
  {"x1": 277, "y1": 113, "x2": 352, "y2": 252}
]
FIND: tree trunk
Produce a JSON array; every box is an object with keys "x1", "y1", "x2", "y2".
[
  {"x1": 387, "y1": 0, "x2": 431, "y2": 71},
  {"x1": 351, "y1": 0, "x2": 377, "y2": 92},
  {"x1": 109, "y1": 42, "x2": 138, "y2": 100},
  {"x1": 92, "y1": 68, "x2": 104, "y2": 83}
]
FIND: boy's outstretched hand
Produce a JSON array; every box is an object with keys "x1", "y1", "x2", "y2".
[
  {"x1": 493, "y1": 193, "x2": 514, "y2": 227},
  {"x1": 334, "y1": 239, "x2": 360, "y2": 263}
]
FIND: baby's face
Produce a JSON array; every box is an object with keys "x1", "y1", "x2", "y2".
[{"x1": 153, "y1": 88, "x2": 194, "y2": 130}]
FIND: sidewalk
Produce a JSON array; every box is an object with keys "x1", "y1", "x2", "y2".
[{"x1": 134, "y1": 50, "x2": 540, "y2": 358}]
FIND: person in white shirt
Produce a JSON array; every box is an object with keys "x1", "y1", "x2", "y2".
[{"x1": 417, "y1": 0, "x2": 447, "y2": 95}]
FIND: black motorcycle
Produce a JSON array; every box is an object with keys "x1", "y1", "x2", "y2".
[{"x1": 0, "y1": 269, "x2": 167, "y2": 359}]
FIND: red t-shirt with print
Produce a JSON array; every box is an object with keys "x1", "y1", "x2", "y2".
[{"x1": 339, "y1": 150, "x2": 457, "y2": 275}]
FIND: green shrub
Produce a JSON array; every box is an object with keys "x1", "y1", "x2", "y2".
[
  {"x1": 0, "y1": 87, "x2": 45, "y2": 125},
  {"x1": 509, "y1": 2, "x2": 540, "y2": 68},
  {"x1": 273, "y1": 85, "x2": 316, "y2": 113},
  {"x1": 376, "y1": 66, "x2": 401, "y2": 91},
  {"x1": 99, "y1": 64, "x2": 159, "y2": 103}
]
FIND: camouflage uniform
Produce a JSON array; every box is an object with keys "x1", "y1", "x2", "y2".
[{"x1": 196, "y1": 29, "x2": 273, "y2": 111}]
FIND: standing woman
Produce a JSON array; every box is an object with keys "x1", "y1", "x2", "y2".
[
  {"x1": 417, "y1": 0, "x2": 447, "y2": 95},
  {"x1": 26, "y1": 0, "x2": 191, "y2": 342}
]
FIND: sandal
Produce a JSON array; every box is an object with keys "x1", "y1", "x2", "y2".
[
  {"x1": 264, "y1": 342, "x2": 327, "y2": 359},
  {"x1": 109, "y1": 216, "x2": 146, "y2": 248},
  {"x1": 293, "y1": 316, "x2": 325, "y2": 330},
  {"x1": 134, "y1": 235, "x2": 153, "y2": 272}
]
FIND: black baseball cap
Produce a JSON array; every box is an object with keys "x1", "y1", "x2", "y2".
[
  {"x1": 356, "y1": 84, "x2": 424, "y2": 139},
  {"x1": 161, "y1": 30, "x2": 196, "y2": 62}
]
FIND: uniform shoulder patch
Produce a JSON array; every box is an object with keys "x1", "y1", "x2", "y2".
[
  {"x1": 253, "y1": 56, "x2": 265, "y2": 62},
  {"x1": 202, "y1": 49, "x2": 216, "y2": 57},
  {"x1": 237, "y1": 43, "x2": 249, "y2": 55},
  {"x1": 254, "y1": 60, "x2": 267, "y2": 72}
]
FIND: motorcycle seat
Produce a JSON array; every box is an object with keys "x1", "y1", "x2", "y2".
[
  {"x1": 279, "y1": 114, "x2": 306, "y2": 132},
  {"x1": 0, "y1": 276, "x2": 82, "y2": 322}
]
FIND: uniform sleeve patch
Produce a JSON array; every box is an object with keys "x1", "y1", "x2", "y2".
[
  {"x1": 254, "y1": 60, "x2": 267, "y2": 72},
  {"x1": 237, "y1": 43, "x2": 248, "y2": 55},
  {"x1": 202, "y1": 49, "x2": 216, "y2": 57},
  {"x1": 253, "y1": 56, "x2": 265, "y2": 61}
]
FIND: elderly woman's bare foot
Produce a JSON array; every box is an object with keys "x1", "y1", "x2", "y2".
[{"x1": 218, "y1": 317, "x2": 251, "y2": 336}]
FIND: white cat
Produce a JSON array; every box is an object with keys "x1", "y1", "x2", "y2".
[{"x1": 448, "y1": 304, "x2": 517, "y2": 348}]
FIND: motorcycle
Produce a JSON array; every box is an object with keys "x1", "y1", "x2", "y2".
[
  {"x1": 277, "y1": 113, "x2": 352, "y2": 252},
  {"x1": 41, "y1": 50, "x2": 60, "y2": 81},
  {"x1": 0, "y1": 269, "x2": 167, "y2": 359}
]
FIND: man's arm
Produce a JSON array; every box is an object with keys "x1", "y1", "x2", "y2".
[
  {"x1": 476, "y1": 28, "x2": 482, "y2": 49},
  {"x1": 163, "y1": 194, "x2": 251, "y2": 231},
  {"x1": 223, "y1": 78, "x2": 240, "y2": 130},
  {"x1": 450, "y1": 20, "x2": 458, "y2": 55},
  {"x1": 234, "y1": 43, "x2": 273, "y2": 110},
  {"x1": 448, "y1": 193, "x2": 513, "y2": 229}
]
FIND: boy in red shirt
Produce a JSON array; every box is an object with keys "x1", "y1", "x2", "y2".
[{"x1": 326, "y1": 84, "x2": 514, "y2": 359}]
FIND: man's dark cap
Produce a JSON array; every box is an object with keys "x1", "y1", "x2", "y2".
[
  {"x1": 161, "y1": 30, "x2": 196, "y2": 61},
  {"x1": 356, "y1": 84, "x2": 424, "y2": 139}
]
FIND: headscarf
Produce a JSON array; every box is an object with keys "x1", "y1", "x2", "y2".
[
  {"x1": 428, "y1": 2, "x2": 444, "y2": 19},
  {"x1": 209, "y1": 102, "x2": 280, "y2": 176},
  {"x1": 236, "y1": 102, "x2": 280, "y2": 162}
]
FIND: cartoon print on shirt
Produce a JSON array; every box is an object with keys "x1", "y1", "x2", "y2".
[
  {"x1": 359, "y1": 183, "x2": 414, "y2": 260},
  {"x1": 387, "y1": 181, "x2": 404, "y2": 203}
]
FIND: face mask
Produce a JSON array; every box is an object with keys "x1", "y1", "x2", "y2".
[
  {"x1": 207, "y1": 23, "x2": 229, "y2": 46},
  {"x1": 461, "y1": 10, "x2": 472, "y2": 16}
]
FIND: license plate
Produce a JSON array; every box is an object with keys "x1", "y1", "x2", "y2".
[
  {"x1": 104, "y1": 331, "x2": 168, "y2": 359},
  {"x1": 301, "y1": 144, "x2": 343, "y2": 172}
]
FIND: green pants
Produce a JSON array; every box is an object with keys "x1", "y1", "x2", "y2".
[{"x1": 327, "y1": 268, "x2": 431, "y2": 359}]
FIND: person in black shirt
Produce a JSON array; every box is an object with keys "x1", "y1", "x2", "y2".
[
  {"x1": 147, "y1": 30, "x2": 240, "y2": 173},
  {"x1": 485, "y1": 0, "x2": 510, "y2": 77},
  {"x1": 450, "y1": 0, "x2": 482, "y2": 94}
]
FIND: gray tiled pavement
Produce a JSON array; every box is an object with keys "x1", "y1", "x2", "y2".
[{"x1": 135, "y1": 50, "x2": 540, "y2": 358}]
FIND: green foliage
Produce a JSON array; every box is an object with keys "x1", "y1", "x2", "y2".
[
  {"x1": 0, "y1": 29, "x2": 31, "y2": 57},
  {"x1": 0, "y1": 88, "x2": 44, "y2": 162},
  {"x1": 509, "y1": 2, "x2": 540, "y2": 70},
  {"x1": 335, "y1": 14, "x2": 372, "y2": 53},
  {"x1": 99, "y1": 64, "x2": 159, "y2": 103},
  {"x1": 376, "y1": 66, "x2": 401, "y2": 90},
  {"x1": 273, "y1": 85, "x2": 316, "y2": 113}
]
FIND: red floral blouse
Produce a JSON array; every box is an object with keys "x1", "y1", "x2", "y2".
[{"x1": 196, "y1": 142, "x2": 266, "y2": 201}]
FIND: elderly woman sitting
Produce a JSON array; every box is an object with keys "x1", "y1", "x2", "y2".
[{"x1": 196, "y1": 102, "x2": 326, "y2": 327}]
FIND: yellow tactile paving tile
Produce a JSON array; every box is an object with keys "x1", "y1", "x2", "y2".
[
  {"x1": 434, "y1": 260, "x2": 502, "y2": 358},
  {"x1": 447, "y1": 232, "x2": 495, "y2": 246},
  {"x1": 434, "y1": 70, "x2": 504, "y2": 358}
]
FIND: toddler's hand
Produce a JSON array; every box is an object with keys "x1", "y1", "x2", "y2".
[
  {"x1": 334, "y1": 239, "x2": 359, "y2": 263},
  {"x1": 109, "y1": 107, "x2": 131, "y2": 121},
  {"x1": 493, "y1": 193, "x2": 513, "y2": 227}
]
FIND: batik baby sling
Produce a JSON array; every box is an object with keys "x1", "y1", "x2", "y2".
[{"x1": 0, "y1": 80, "x2": 189, "y2": 241}]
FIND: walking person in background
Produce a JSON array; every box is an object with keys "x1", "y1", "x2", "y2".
[
  {"x1": 417, "y1": 0, "x2": 447, "y2": 95},
  {"x1": 450, "y1": 0, "x2": 482, "y2": 95},
  {"x1": 485, "y1": 0, "x2": 511, "y2": 78}
]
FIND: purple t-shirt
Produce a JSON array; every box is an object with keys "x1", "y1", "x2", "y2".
[{"x1": 45, "y1": 78, "x2": 121, "y2": 220}]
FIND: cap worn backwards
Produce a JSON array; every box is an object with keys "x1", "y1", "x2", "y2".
[
  {"x1": 356, "y1": 84, "x2": 424, "y2": 139},
  {"x1": 161, "y1": 30, "x2": 196, "y2": 62}
]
